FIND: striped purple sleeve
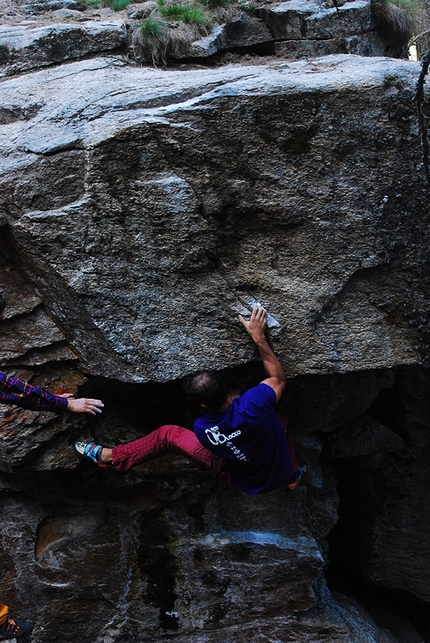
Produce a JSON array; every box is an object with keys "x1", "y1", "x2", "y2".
[{"x1": 0, "y1": 372, "x2": 68, "y2": 412}]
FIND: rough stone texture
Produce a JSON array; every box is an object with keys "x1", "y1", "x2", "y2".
[
  {"x1": 0, "y1": 55, "x2": 428, "y2": 383},
  {"x1": 1, "y1": 22, "x2": 430, "y2": 643},
  {"x1": 0, "y1": 0, "x2": 399, "y2": 71},
  {"x1": 275, "y1": 30, "x2": 386, "y2": 58},
  {"x1": 187, "y1": 13, "x2": 273, "y2": 58},
  {"x1": 0, "y1": 21, "x2": 127, "y2": 74},
  {"x1": 127, "y1": 0, "x2": 157, "y2": 19},
  {"x1": 27, "y1": 0, "x2": 85, "y2": 13},
  {"x1": 2, "y1": 215, "x2": 429, "y2": 640},
  {"x1": 0, "y1": 241, "x2": 88, "y2": 472},
  {"x1": 0, "y1": 451, "x2": 405, "y2": 643},
  {"x1": 256, "y1": 0, "x2": 373, "y2": 41}
]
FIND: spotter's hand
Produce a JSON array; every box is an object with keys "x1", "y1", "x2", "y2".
[{"x1": 59, "y1": 394, "x2": 104, "y2": 415}]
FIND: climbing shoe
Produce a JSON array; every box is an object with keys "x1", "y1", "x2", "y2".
[
  {"x1": 73, "y1": 441, "x2": 112, "y2": 469},
  {"x1": 285, "y1": 464, "x2": 307, "y2": 491}
]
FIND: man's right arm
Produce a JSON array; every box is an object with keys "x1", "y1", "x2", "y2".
[{"x1": 238, "y1": 303, "x2": 286, "y2": 402}]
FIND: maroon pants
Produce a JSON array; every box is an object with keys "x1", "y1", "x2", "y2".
[{"x1": 112, "y1": 424, "x2": 231, "y2": 483}]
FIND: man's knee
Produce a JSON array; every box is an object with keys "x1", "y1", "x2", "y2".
[
  {"x1": 157, "y1": 424, "x2": 186, "y2": 441},
  {"x1": 157, "y1": 424, "x2": 198, "y2": 456}
]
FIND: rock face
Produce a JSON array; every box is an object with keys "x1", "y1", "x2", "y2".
[
  {"x1": 1, "y1": 14, "x2": 430, "y2": 643},
  {"x1": 186, "y1": 13, "x2": 273, "y2": 58},
  {"x1": 0, "y1": 56, "x2": 428, "y2": 382},
  {"x1": 255, "y1": 0, "x2": 387, "y2": 57},
  {"x1": 0, "y1": 21, "x2": 127, "y2": 74},
  {"x1": 0, "y1": 0, "x2": 403, "y2": 73}
]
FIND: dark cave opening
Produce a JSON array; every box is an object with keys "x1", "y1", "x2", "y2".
[
  {"x1": 326, "y1": 565, "x2": 430, "y2": 643},
  {"x1": 326, "y1": 369, "x2": 430, "y2": 643},
  {"x1": 75, "y1": 361, "x2": 268, "y2": 441}
]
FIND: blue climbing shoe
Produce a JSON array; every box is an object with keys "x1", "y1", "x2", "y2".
[{"x1": 73, "y1": 441, "x2": 111, "y2": 469}]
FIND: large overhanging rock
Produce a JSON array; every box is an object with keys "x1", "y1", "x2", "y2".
[{"x1": 0, "y1": 54, "x2": 429, "y2": 383}]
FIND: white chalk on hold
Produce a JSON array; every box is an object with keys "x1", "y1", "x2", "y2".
[
  {"x1": 266, "y1": 312, "x2": 281, "y2": 329},
  {"x1": 237, "y1": 297, "x2": 281, "y2": 329}
]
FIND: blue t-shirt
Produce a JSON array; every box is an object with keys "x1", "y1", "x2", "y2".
[{"x1": 193, "y1": 383, "x2": 294, "y2": 494}]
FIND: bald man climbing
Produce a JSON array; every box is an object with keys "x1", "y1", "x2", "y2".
[{"x1": 74, "y1": 304, "x2": 304, "y2": 494}]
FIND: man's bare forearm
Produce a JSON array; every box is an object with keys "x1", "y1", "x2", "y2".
[
  {"x1": 238, "y1": 303, "x2": 286, "y2": 398},
  {"x1": 253, "y1": 335, "x2": 286, "y2": 384}
]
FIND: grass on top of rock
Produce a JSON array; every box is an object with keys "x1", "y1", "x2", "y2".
[
  {"x1": 78, "y1": 0, "x2": 133, "y2": 10},
  {"x1": 140, "y1": 17, "x2": 164, "y2": 38},
  {"x1": 157, "y1": 0, "x2": 210, "y2": 24},
  {"x1": 132, "y1": 17, "x2": 166, "y2": 64},
  {"x1": 384, "y1": 0, "x2": 420, "y2": 9},
  {"x1": 80, "y1": 0, "x2": 234, "y2": 13}
]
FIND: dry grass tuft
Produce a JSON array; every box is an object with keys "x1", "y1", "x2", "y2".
[{"x1": 132, "y1": 18, "x2": 209, "y2": 65}]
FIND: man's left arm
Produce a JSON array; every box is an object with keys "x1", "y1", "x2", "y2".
[{"x1": 238, "y1": 304, "x2": 286, "y2": 402}]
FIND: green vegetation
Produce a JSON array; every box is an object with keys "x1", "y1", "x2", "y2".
[
  {"x1": 78, "y1": 0, "x2": 101, "y2": 8},
  {"x1": 157, "y1": 0, "x2": 210, "y2": 24},
  {"x1": 384, "y1": 0, "x2": 419, "y2": 10},
  {"x1": 141, "y1": 17, "x2": 164, "y2": 38},
  {"x1": 110, "y1": 0, "x2": 132, "y2": 9},
  {"x1": 237, "y1": 0, "x2": 255, "y2": 10},
  {"x1": 77, "y1": 0, "x2": 133, "y2": 10},
  {"x1": 383, "y1": 73, "x2": 404, "y2": 89},
  {"x1": 132, "y1": 17, "x2": 167, "y2": 66}
]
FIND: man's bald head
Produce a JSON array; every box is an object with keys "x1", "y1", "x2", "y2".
[{"x1": 183, "y1": 370, "x2": 228, "y2": 412}]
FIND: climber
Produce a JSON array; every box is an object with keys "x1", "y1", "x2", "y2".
[
  {"x1": 74, "y1": 303, "x2": 304, "y2": 494},
  {"x1": 0, "y1": 292, "x2": 104, "y2": 415},
  {"x1": 0, "y1": 604, "x2": 33, "y2": 640}
]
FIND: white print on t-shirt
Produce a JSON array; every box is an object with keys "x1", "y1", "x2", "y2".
[{"x1": 205, "y1": 426, "x2": 248, "y2": 462}]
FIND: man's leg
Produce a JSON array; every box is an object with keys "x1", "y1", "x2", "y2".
[{"x1": 79, "y1": 425, "x2": 231, "y2": 484}]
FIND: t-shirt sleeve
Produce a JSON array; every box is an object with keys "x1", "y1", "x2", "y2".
[{"x1": 241, "y1": 382, "x2": 277, "y2": 412}]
